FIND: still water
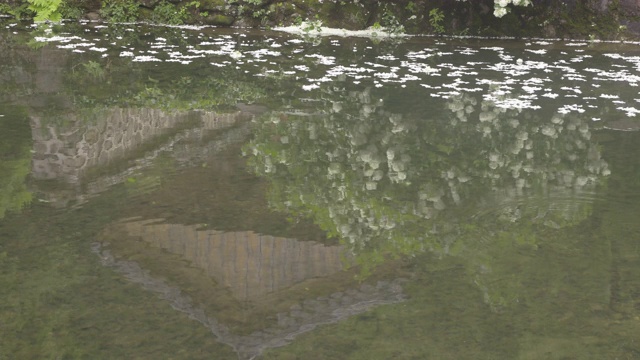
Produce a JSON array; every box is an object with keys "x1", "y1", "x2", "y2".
[{"x1": 1, "y1": 19, "x2": 640, "y2": 359}]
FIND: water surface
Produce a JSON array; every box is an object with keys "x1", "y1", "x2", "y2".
[{"x1": 1, "y1": 20, "x2": 640, "y2": 359}]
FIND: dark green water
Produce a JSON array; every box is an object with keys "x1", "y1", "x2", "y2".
[{"x1": 1, "y1": 20, "x2": 640, "y2": 359}]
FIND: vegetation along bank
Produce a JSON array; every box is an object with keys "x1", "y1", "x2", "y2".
[{"x1": 2, "y1": 0, "x2": 640, "y2": 39}]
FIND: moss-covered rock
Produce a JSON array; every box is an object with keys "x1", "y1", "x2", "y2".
[{"x1": 203, "y1": 13, "x2": 235, "y2": 26}]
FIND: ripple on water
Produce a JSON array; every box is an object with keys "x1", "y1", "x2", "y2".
[{"x1": 469, "y1": 187, "x2": 608, "y2": 229}]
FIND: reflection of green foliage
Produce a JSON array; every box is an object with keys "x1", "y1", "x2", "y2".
[
  {"x1": 245, "y1": 85, "x2": 608, "y2": 279},
  {"x1": 80, "y1": 60, "x2": 106, "y2": 81},
  {"x1": 0, "y1": 106, "x2": 33, "y2": 220},
  {"x1": 128, "y1": 76, "x2": 266, "y2": 110},
  {"x1": 245, "y1": 87, "x2": 450, "y2": 272},
  {"x1": 63, "y1": 40, "x2": 267, "y2": 111},
  {"x1": 455, "y1": 225, "x2": 540, "y2": 312},
  {"x1": 25, "y1": 23, "x2": 55, "y2": 50},
  {"x1": 0, "y1": 242, "x2": 85, "y2": 358}
]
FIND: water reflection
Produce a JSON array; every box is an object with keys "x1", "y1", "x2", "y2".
[
  {"x1": 0, "y1": 105, "x2": 32, "y2": 219},
  {"x1": 30, "y1": 107, "x2": 251, "y2": 207},
  {"x1": 2, "y1": 20, "x2": 640, "y2": 359},
  {"x1": 94, "y1": 220, "x2": 405, "y2": 360},
  {"x1": 245, "y1": 83, "x2": 610, "y2": 278},
  {"x1": 106, "y1": 218, "x2": 349, "y2": 302}
]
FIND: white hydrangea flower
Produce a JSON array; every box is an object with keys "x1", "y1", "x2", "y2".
[{"x1": 494, "y1": 7, "x2": 508, "y2": 18}]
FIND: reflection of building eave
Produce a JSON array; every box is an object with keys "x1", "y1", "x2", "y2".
[
  {"x1": 114, "y1": 218, "x2": 348, "y2": 302},
  {"x1": 91, "y1": 241, "x2": 406, "y2": 360}
]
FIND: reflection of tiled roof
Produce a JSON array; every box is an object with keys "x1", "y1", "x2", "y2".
[
  {"x1": 118, "y1": 219, "x2": 348, "y2": 301},
  {"x1": 92, "y1": 241, "x2": 406, "y2": 360}
]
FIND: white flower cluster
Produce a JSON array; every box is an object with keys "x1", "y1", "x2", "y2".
[
  {"x1": 457, "y1": 0, "x2": 532, "y2": 18},
  {"x1": 493, "y1": 0, "x2": 531, "y2": 17}
]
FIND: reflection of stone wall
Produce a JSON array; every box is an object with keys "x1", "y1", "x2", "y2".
[
  {"x1": 0, "y1": 45, "x2": 69, "y2": 104},
  {"x1": 30, "y1": 108, "x2": 247, "y2": 183},
  {"x1": 120, "y1": 219, "x2": 347, "y2": 301}
]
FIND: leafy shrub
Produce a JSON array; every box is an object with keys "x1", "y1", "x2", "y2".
[
  {"x1": 101, "y1": 0, "x2": 139, "y2": 23},
  {"x1": 380, "y1": 4, "x2": 404, "y2": 34},
  {"x1": 59, "y1": 1, "x2": 84, "y2": 20},
  {"x1": 429, "y1": 7, "x2": 445, "y2": 34},
  {"x1": 0, "y1": 2, "x2": 32, "y2": 20},
  {"x1": 27, "y1": 0, "x2": 62, "y2": 22},
  {"x1": 151, "y1": 1, "x2": 188, "y2": 25}
]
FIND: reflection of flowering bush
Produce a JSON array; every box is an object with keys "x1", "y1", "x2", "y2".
[
  {"x1": 447, "y1": 92, "x2": 610, "y2": 228},
  {"x1": 443, "y1": 91, "x2": 610, "y2": 311},
  {"x1": 244, "y1": 85, "x2": 609, "y2": 275},
  {"x1": 245, "y1": 86, "x2": 432, "y2": 268}
]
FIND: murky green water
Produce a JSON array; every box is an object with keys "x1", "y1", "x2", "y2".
[{"x1": 2, "y1": 19, "x2": 640, "y2": 359}]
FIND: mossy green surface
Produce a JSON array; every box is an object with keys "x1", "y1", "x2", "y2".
[
  {"x1": 262, "y1": 223, "x2": 639, "y2": 359},
  {"x1": 0, "y1": 195, "x2": 237, "y2": 359},
  {"x1": 206, "y1": 13, "x2": 234, "y2": 26}
]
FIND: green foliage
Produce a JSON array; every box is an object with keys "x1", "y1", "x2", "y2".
[
  {"x1": 302, "y1": 15, "x2": 323, "y2": 34},
  {"x1": 27, "y1": 0, "x2": 62, "y2": 22},
  {"x1": 0, "y1": 3, "x2": 14, "y2": 16},
  {"x1": 59, "y1": 1, "x2": 84, "y2": 20},
  {"x1": 429, "y1": 7, "x2": 445, "y2": 34},
  {"x1": 151, "y1": 0, "x2": 188, "y2": 25},
  {"x1": 237, "y1": 0, "x2": 273, "y2": 20},
  {"x1": 100, "y1": 0, "x2": 139, "y2": 23},
  {"x1": 234, "y1": 0, "x2": 265, "y2": 19},
  {"x1": 380, "y1": 4, "x2": 404, "y2": 35},
  {"x1": 405, "y1": 1, "x2": 416, "y2": 13}
]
